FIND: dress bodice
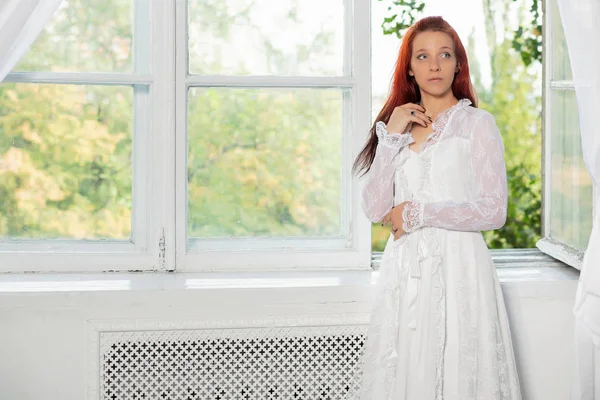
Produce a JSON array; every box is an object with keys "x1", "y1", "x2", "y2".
[{"x1": 395, "y1": 148, "x2": 422, "y2": 203}]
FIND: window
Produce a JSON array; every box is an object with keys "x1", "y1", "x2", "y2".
[
  {"x1": 0, "y1": 0, "x2": 373, "y2": 272},
  {"x1": 0, "y1": 0, "x2": 169, "y2": 272},
  {"x1": 538, "y1": 0, "x2": 593, "y2": 268},
  {"x1": 176, "y1": 0, "x2": 371, "y2": 271}
]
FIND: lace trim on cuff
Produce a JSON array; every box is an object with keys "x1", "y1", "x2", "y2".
[
  {"x1": 402, "y1": 201, "x2": 424, "y2": 233},
  {"x1": 375, "y1": 121, "x2": 414, "y2": 149}
]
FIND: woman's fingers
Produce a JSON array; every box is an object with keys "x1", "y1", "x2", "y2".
[
  {"x1": 387, "y1": 103, "x2": 430, "y2": 133},
  {"x1": 381, "y1": 212, "x2": 391, "y2": 225},
  {"x1": 408, "y1": 111, "x2": 430, "y2": 127},
  {"x1": 401, "y1": 104, "x2": 431, "y2": 126},
  {"x1": 393, "y1": 227, "x2": 405, "y2": 240}
]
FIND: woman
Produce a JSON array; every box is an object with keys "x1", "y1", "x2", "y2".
[{"x1": 348, "y1": 16, "x2": 522, "y2": 399}]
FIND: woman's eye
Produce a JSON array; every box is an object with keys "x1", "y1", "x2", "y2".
[
  {"x1": 441, "y1": 52, "x2": 452, "y2": 58},
  {"x1": 417, "y1": 54, "x2": 426, "y2": 60}
]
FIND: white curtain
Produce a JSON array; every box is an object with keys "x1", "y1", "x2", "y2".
[
  {"x1": 556, "y1": 1, "x2": 600, "y2": 398},
  {"x1": 0, "y1": 0, "x2": 63, "y2": 81}
]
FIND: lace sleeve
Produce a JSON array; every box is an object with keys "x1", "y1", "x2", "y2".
[
  {"x1": 403, "y1": 112, "x2": 508, "y2": 232},
  {"x1": 360, "y1": 122, "x2": 414, "y2": 223}
]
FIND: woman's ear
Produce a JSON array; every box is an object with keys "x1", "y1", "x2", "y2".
[{"x1": 409, "y1": 69, "x2": 414, "y2": 77}]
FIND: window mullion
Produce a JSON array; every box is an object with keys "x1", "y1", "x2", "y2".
[
  {"x1": 185, "y1": 75, "x2": 356, "y2": 88},
  {"x1": 343, "y1": 0, "x2": 354, "y2": 77},
  {"x1": 3, "y1": 71, "x2": 153, "y2": 85},
  {"x1": 542, "y1": 0, "x2": 552, "y2": 239},
  {"x1": 132, "y1": 85, "x2": 150, "y2": 252},
  {"x1": 340, "y1": 0, "x2": 356, "y2": 242},
  {"x1": 351, "y1": 0, "x2": 372, "y2": 269},
  {"x1": 174, "y1": 0, "x2": 188, "y2": 271},
  {"x1": 131, "y1": 0, "x2": 151, "y2": 255},
  {"x1": 134, "y1": 0, "x2": 151, "y2": 75},
  {"x1": 150, "y1": 0, "x2": 177, "y2": 271},
  {"x1": 549, "y1": 80, "x2": 575, "y2": 89}
]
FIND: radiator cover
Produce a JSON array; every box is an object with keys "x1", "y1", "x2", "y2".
[{"x1": 99, "y1": 325, "x2": 366, "y2": 399}]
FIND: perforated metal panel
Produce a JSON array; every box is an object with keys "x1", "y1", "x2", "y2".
[{"x1": 100, "y1": 326, "x2": 366, "y2": 399}]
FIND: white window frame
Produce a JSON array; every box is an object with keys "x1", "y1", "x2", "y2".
[
  {"x1": 0, "y1": 0, "x2": 174, "y2": 273},
  {"x1": 537, "y1": 0, "x2": 590, "y2": 269},
  {"x1": 174, "y1": 0, "x2": 373, "y2": 272}
]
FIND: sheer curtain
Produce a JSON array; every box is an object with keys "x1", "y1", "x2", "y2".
[
  {"x1": 556, "y1": 1, "x2": 600, "y2": 398},
  {"x1": 0, "y1": 0, "x2": 63, "y2": 81}
]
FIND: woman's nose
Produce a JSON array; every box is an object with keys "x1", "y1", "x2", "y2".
[{"x1": 429, "y1": 63, "x2": 440, "y2": 72}]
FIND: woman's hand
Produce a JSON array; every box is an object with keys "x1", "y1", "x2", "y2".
[
  {"x1": 382, "y1": 201, "x2": 409, "y2": 240},
  {"x1": 386, "y1": 103, "x2": 429, "y2": 134}
]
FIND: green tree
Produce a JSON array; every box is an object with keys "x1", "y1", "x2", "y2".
[
  {"x1": 476, "y1": 0, "x2": 542, "y2": 248},
  {"x1": 0, "y1": 0, "x2": 134, "y2": 239},
  {"x1": 187, "y1": 88, "x2": 343, "y2": 237}
]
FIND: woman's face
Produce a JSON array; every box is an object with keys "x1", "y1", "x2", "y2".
[{"x1": 409, "y1": 31, "x2": 458, "y2": 98}]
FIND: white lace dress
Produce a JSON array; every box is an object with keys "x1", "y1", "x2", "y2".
[{"x1": 347, "y1": 99, "x2": 522, "y2": 400}]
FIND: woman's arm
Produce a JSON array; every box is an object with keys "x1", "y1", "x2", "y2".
[
  {"x1": 361, "y1": 122, "x2": 414, "y2": 223},
  {"x1": 402, "y1": 112, "x2": 508, "y2": 232}
]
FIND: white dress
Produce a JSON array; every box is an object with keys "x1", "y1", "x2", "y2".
[{"x1": 347, "y1": 99, "x2": 522, "y2": 400}]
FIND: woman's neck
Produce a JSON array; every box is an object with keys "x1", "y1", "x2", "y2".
[{"x1": 419, "y1": 93, "x2": 459, "y2": 119}]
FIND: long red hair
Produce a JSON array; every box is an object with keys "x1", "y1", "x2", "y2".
[{"x1": 353, "y1": 16, "x2": 477, "y2": 176}]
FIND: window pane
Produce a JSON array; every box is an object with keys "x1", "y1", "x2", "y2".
[
  {"x1": 0, "y1": 84, "x2": 133, "y2": 240},
  {"x1": 14, "y1": 0, "x2": 133, "y2": 73},
  {"x1": 188, "y1": 0, "x2": 345, "y2": 76},
  {"x1": 551, "y1": 0, "x2": 572, "y2": 81},
  {"x1": 550, "y1": 89, "x2": 592, "y2": 250},
  {"x1": 187, "y1": 88, "x2": 344, "y2": 238}
]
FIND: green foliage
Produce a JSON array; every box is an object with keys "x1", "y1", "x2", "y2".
[
  {"x1": 0, "y1": 0, "x2": 134, "y2": 239},
  {"x1": 477, "y1": 1, "x2": 542, "y2": 248},
  {"x1": 187, "y1": 88, "x2": 343, "y2": 238},
  {"x1": 0, "y1": 83, "x2": 132, "y2": 239},
  {"x1": 483, "y1": 165, "x2": 542, "y2": 248},
  {"x1": 510, "y1": 0, "x2": 542, "y2": 66},
  {"x1": 378, "y1": 0, "x2": 426, "y2": 39},
  {"x1": 380, "y1": 0, "x2": 543, "y2": 66}
]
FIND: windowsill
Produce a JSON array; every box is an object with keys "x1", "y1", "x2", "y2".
[
  {"x1": 371, "y1": 248, "x2": 568, "y2": 270},
  {"x1": 0, "y1": 249, "x2": 579, "y2": 294}
]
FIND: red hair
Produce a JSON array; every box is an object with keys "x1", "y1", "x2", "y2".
[{"x1": 353, "y1": 16, "x2": 477, "y2": 176}]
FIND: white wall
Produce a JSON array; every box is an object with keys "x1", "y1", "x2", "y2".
[
  {"x1": 502, "y1": 280, "x2": 578, "y2": 399},
  {"x1": 0, "y1": 267, "x2": 578, "y2": 400}
]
